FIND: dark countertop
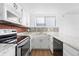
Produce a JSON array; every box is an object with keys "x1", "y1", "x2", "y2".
[{"x1": 17, "y1": 36, "x2": 30, "y2": 43}]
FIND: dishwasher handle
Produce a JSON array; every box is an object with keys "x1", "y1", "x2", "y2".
[{"x1": 55, "y1": 40, "x2": 61, "y2": 45}]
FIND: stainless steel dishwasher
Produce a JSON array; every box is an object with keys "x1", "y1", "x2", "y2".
[{"x1": 53, "y1": 37, "x2": 63, "y2": 56}]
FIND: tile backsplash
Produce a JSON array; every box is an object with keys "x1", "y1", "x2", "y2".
[
  {"x1": 28, "y1": 27, "x2": 59, "y2": 32},
  {"x1": 0, "y1": 24, "x2": 28, "y2": 33}
]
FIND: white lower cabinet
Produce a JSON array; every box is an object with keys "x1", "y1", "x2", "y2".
[
  {"x1": 0, "y1": 45, "x2": 16, "y2": 56},
  {"x1": 49, "y1": 37, "x2": 53, "y2": 53},
  {"x1": 31, "y1": 35, "x2": 50, "y2": 49},
  {"x1": 40, "y1": 39, "x2": 49, "y2": 49},
  {"x1": 8, "y1": 46, "x2": 15, "y2": 56},
  {"x1": 31, "y1": 39, "x2": 40, "y2": 49},
  {"x1": 63, "y1": 43, "x2": 79, "y2": 56}
]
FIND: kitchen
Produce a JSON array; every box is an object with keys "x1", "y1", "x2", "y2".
[{"x1": 0, "y1": 3, "x2": 79, "y2": 56}]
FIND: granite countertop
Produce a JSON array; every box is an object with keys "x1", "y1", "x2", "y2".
[
  {"x1": 0, "y1": 32, "x2": 17, "y2": 36},
  {"x1": 47, "y1": 32, "x2": 79, "y2": 51},
  {"x1": 0, "y1": 44, "x2": 17, "y2": 52},
  {"x1": 17, "y1": 32, "x2": 79, "y2": 51}
]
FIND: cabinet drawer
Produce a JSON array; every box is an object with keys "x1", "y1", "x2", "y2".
[
  {"x1": 0, "y1": 49, "x2": 8, "y2": 56},
  {"x1": 8, "y1": 46, "x2": 15, "y2": 56},
  {"x1": 63, "y1": 49, "x2": 71, "y2": 56},
  {"x1": 0, "y1": 46, "x2": 15, "y2": 56},
  {"x1": 63, "y1": 43, "x2": 79, "y2": 56}
]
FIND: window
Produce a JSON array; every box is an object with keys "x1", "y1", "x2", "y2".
[
  {"x1": 35, "y1": 16, "x2": 56, "y2": 27},
  {"x1": 45, "y1": 16, "x2": 56, "y2": 27},
  {"x1": 36, "y1": 16, "x2": 46, "y2": 26}
]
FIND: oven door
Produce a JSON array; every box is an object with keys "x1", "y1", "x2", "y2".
[
  {"x1": 17, "y1": 39, "x2": 30, "y2": 56},
  {"x1": 21, "y1": 40, "x2": 30, "y2": 56}
]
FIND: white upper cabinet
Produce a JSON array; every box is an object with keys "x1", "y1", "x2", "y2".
[
  {"x1": 30, "y1": 16, "x2": 36, "y2": 27},
  {"x1": 0, "y1": 3, "x2": 26, "y2": 26},
  {"x1": 5, "y1": 3, "x2": 23, "y2": 18},
  {"x1": 21, "y1": 9, "x2": 28, "y2": 27},
  {"x1": 0, "y1": 4, "x2": 5, "y2": 20}
]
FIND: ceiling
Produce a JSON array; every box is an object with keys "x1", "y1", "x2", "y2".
[{"x1": 20, "y1": 3, "x2": 79, "y2": 15}]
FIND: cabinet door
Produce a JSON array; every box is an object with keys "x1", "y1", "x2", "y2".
[
  {"x1": 49, "y1": 37, "x2": 53, "y2": 53},
  {"x1": 0, "y1": 45, "x2": 15, "y2": 56},
  {"x1": 63, "y1": 43, "x2": 79, "y2": 56},
  {"x1": 6, "y1": 3, "x2": 18, "y2": 15},
  {"x1": 6, "y1": 3, "x2": 14, "y2": 10},
  {"x1": 0, "y1": 4, "x2": 5, "y2": 20},
  {"x1": 31, "y1": 38, "x2": 40, "y2": 49},
  {"x1": 0, "y1": 49, "x2": 8, "y2": 56},
  {"x1": 40, "y1": 39, "x2": 49, "y2": 49},
  {"x1": 6, "y1": 3, "x2": 18, "y2": 14},
  {"x1": 30, "y1": 16, "x2": 37, "y2": 27},
  {"x1": 21, "y1": 10, "x2": 27, "y2": 26},
  {"x1": 16, "y1": 4, "x2": 22, "y2": 17},
  {"x1": 8, "y1": 46, "x2": 15, "y2": 56},
  {"x1": 31, "y1": 35, "x2": 50, "y2": 49}
]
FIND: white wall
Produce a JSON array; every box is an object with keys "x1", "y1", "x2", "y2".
[
  {"x1": 57, "y1": 14, "x2": 79, "y2": 37},
  {"x1": 21, "y1": 3, "x2": 79, "y2": 37}
]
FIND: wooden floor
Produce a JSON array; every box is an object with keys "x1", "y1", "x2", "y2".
[{"x1": 31, "y1": 49, "x2": 53, "y2": 56}]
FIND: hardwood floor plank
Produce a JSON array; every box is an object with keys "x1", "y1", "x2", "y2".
[{"x1": 31, "y1": 49, "x2": 52, "y2": 56}]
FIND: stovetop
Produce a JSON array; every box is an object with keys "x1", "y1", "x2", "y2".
[
  {"x1": 17, "y1": 36, "x2": 30, "y2": 43},
  {"x1": 0, "y1": 33, "x2": 17, "y2": 44}
]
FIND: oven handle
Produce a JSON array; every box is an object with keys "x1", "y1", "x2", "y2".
[{"x1": 18, "y1": 44, "x2": 25, "y2": 48}]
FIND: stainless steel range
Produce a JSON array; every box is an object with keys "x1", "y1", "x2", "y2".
[
  {"x1": 0, "y1": 29, "x2": 17, "y2": 44},
  {"x1": 17, "y1": 36, "x2": 30, "y2": 56},
  {"x1": 0, "y1": 29, "x2": 17, "y2": 56}
]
